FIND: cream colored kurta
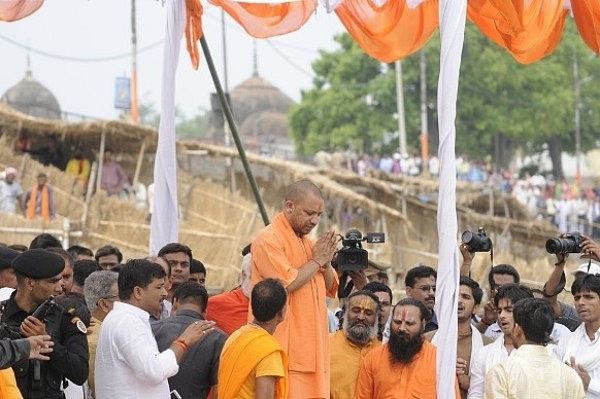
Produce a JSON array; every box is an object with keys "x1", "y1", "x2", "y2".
[
  {"x1": 484, "y1": 344, "x2": 585, "y2": 399},
  {"x1": 251, "y1": 212, "x2": 338, "y2": 399}
]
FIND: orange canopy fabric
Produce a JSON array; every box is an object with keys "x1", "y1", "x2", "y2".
[
  {"x1": 207, "y1": 0, "x2": 316, "y2": 38},
  {"x1": 0, "y1": 0, "x2": 44, "y2": 22},
  {"x1": 334, "y1": 0, "x2": 439, "y2": 62},
  {"x1": 467, "y1": 0, "x2": 568, "y2": 64},
  {"x1": 571, "y1": 0, "x2": 600, "y2": 54}
]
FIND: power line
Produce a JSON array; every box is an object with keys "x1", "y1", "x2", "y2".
[{"x1": 0, "y1": 33, "x2": 162, "y2": 62}]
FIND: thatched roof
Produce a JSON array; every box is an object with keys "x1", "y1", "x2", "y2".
[{"x1": 0, "y1": 103, "x2": 158, "y2": 155}]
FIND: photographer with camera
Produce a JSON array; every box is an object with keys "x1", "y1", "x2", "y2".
[
  {"x1": 1, "y1": 249, "x2": 89, "y2": 399},
  {"x1": 542, "y1": 233, "x2": 600, "y2": 332}
]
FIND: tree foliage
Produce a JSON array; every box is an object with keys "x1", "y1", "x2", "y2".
[{"x1": 289, "y1": 19, "x2": 600, "y2": 178}]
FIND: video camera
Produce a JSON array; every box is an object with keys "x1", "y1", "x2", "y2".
[
  {"x1": 332, "y1": 229, "x2": 385, "y2": 271},
  {"x1": 545, "y1": 232, "x2": 583, "y2": 254},
  {"x1": 461, "y1": 227, "x2": 492, "y2": 252}
]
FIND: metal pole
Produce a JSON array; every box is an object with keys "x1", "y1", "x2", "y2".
[
  {"x1": 395, "y1": 60, "x2": 407, "y2": 155},
  {"x1": 130, "y1": 0, "x2": 139, "y2": 124},
  {"x1": 200, "y1": 35, "x2": 270, "y2": 226},
  {"x1": 573, "y1": 47, "x2": 581, "y2": 184}
]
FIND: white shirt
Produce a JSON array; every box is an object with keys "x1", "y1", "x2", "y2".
[
  {"x1": 559, "y1": 324, "x2": 600, "y2": 398},
  {"x1": 485, "y1": 344, "x2": 585, "y2": 399},
  {"x1": 468, "y1": 334, "x2": 511, "y2": 399},
  {"x1": 95, "y1": 301, "x2": 179, "y2": 399}
]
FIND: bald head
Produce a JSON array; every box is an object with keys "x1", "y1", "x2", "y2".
[
  {"x1": 283, "y1": 179, "x2": 325, "y2": 237},
  {"x1": 284, "y1": 180, "x2": 323, "y2": 205}
]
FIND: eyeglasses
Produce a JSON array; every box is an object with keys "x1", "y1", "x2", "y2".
[
  {"x1": 102, "y1": 294, "x2": 119, "y2": 301},
  {"x1": 415, "y1": 285, "x2": 436, "y2": 293}
]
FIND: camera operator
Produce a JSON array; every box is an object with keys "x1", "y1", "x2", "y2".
[{"x1": 543, "y1": 234, "x2": 600, "y2": 332}]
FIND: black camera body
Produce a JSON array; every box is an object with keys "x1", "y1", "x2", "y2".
[
  {"x1": 461, "y1": 227, "x2": 492, "y2": 252},
  {"x1": 545, "y1": 232, "x2": 583, "y2": 254},
  {"x1": 334, "y1": 229, "x2": 385, "y2": 271},
  {"x1": 31, "y1": 295, "x2": 58, "y2": 321}
]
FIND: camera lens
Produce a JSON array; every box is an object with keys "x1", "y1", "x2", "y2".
[
  {"x1": 347, "y1": 255, "x2": 359, "y2": 264},
  {"x1": 545, "y1": 238, "x2": 562, "y2": 254},
  {"x1": 461, "y1": 231, "x2": 474, "y2": 244}
]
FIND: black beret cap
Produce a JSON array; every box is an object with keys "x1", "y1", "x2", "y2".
[
  {"x1": 11, "y1": 249, "x2": 65, "y2": 279},
  {"x1": 0, "y1": 247, "x2": 20, "y2": 270}
]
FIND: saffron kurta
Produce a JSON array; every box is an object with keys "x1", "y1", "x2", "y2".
[
  {"x1": 206, "y1": 287, "x2": 249, "y2": 336},
  {"x1": 355, "y1": 341, "x2": 460, "y2": 399},
  {"x1": 218, "y1": 324, "x2": 288, "y2": 399},
  {"x1": 251, "y1": 212, "x2": 338, "y2": 399},
  {"x1": 329, "y1": 330, "x2": 380, "y2": 399}
]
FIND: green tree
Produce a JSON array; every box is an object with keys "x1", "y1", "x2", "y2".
[{"x1": 290, "y1": 19, "x2": 600, "y2": 179}]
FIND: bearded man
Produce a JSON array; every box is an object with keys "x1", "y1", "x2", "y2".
[
  {"x1": 355, "y1": 297, "x2": 460, "y2": 399},
  {"x1": 330, "y1": 290, "x2": 381, "y2": 399}
]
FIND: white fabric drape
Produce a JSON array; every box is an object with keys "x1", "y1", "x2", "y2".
[
  {"x1": 150, "y1": 0, "x2": 185, "y2": 255},
  {"x1": 435, "y1": 0, "x2": 466, "y2": 397}
]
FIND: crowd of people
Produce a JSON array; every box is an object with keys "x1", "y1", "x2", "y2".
[
  {"x1": 332, "y1": 151, "x2": 600, "y2": 239},
  {"x1": 0, "y1": 179, "x2": 600, "y2": 398},
  {"x1": 0, "y1": 146, "x2": 151, "y2": 222}
]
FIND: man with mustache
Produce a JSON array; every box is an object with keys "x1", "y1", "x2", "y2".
[
  {"x1": 355, "y1": 297, "x2": 460, "y2": 399},
  {"x1": 404, "y1": 265, "x2": 438, "y2": 333},
  {"x1": 330, "y1": 290, "x2": 381, "y2": 399}
]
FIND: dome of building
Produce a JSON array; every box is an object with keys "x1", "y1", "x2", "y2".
[
  {"x1": 1, "y1": 66, "x2": 62, "y2": 120},
  {"x1": 229, "y1": 75, "x2": 294, "y2": 125}
]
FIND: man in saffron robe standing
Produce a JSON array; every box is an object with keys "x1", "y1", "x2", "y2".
[
  {"x1": 24, "y1": 172, "x2": 56, "y2": 221},
  {"x1": 251, "y1": 179, "x2": 338, "y2": 399}
]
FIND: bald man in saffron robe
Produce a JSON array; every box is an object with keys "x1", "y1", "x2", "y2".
[{"x1": 251, "y1": 179, "x2": 338, "y2": 399}]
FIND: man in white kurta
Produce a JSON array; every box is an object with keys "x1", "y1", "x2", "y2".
[
  {"x1": 559, "y1": 273, "x2": 600, "y2": 398},
  {"x1": 485, "y1": 298, "x2": 584, "y2": 399},
  {"x1": 95, "y1": 259, "x2": 215, "y2": 399}
]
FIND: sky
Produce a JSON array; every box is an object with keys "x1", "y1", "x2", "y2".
[{"x1": 0, "y1": 0, "x2": 346, "y2": 120}]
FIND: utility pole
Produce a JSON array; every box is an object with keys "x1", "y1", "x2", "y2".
[
  {"x1": 130, "y1": 0, "x2": 139, "y2": 124},
  {"x1": 395, "y1": 60, "x2": 407, "y2": 155},
  {"x1": 222, "y1": 9, "x2": 235, "y2": 192},
  {"x1": 419, "y1": 49, "x2": 429, "y2": 172}
]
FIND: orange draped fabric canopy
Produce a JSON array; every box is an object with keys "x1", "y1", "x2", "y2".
[
  {"x1": 2, "y1": 0, "x2": 599, "y2": 66},
  {"x1": 194, "y1": 0, "x2": 600, "y2": 68}
]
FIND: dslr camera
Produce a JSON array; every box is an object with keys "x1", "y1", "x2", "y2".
[
  {"x1": 333, "y1": 229, "x2": 385, "y2": 271},
  {"x1": 545, "y1": 232, "x2": 583, "y2": 254},
  {"x1": 461, "y1": 227, "x2": 492, "y2": 252}
]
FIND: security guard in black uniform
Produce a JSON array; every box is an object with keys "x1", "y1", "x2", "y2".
[{"x1": 1, "y1": 249, "x2": 89, "y2": 399}]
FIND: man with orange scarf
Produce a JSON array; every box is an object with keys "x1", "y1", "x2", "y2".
[
  {"x1": 218, "y1": 278, "x2": 288, "y2": 399},
  {"x1": 25, "y1": 173, "x2": 56, "y2": 221}
]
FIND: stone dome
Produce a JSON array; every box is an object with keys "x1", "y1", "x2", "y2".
[
  {"x1": 229, "y1": 75, "x2": 294, "y2": 125},
  {"x1": 1, "y1": 67, "x2": 62, "y2": 120}
]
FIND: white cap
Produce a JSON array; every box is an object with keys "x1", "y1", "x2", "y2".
[{"x1": 571, "y1": 262, "x2": 600, "y2": 276}]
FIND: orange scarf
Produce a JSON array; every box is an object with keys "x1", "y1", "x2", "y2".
[
  {"x1": 218, "y1": 326, "x2": 288, "y2": 399},
  {"x1": 26, "y1": 184, "x2": 50, "y2": 221}
]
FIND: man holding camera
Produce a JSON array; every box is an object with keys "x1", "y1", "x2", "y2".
[
  {"x1": 558, "y1": 239, "x2": 600, "y2": 399},
  {"x1": 1, "y1": 249, "x2": 89, "y2": 399},
  {"x1": 544, "y1": 234, "x2": 600, "y2": 332},
  {"x1": 250, "y1": 179, "x2": 338, "y2": 399}
]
